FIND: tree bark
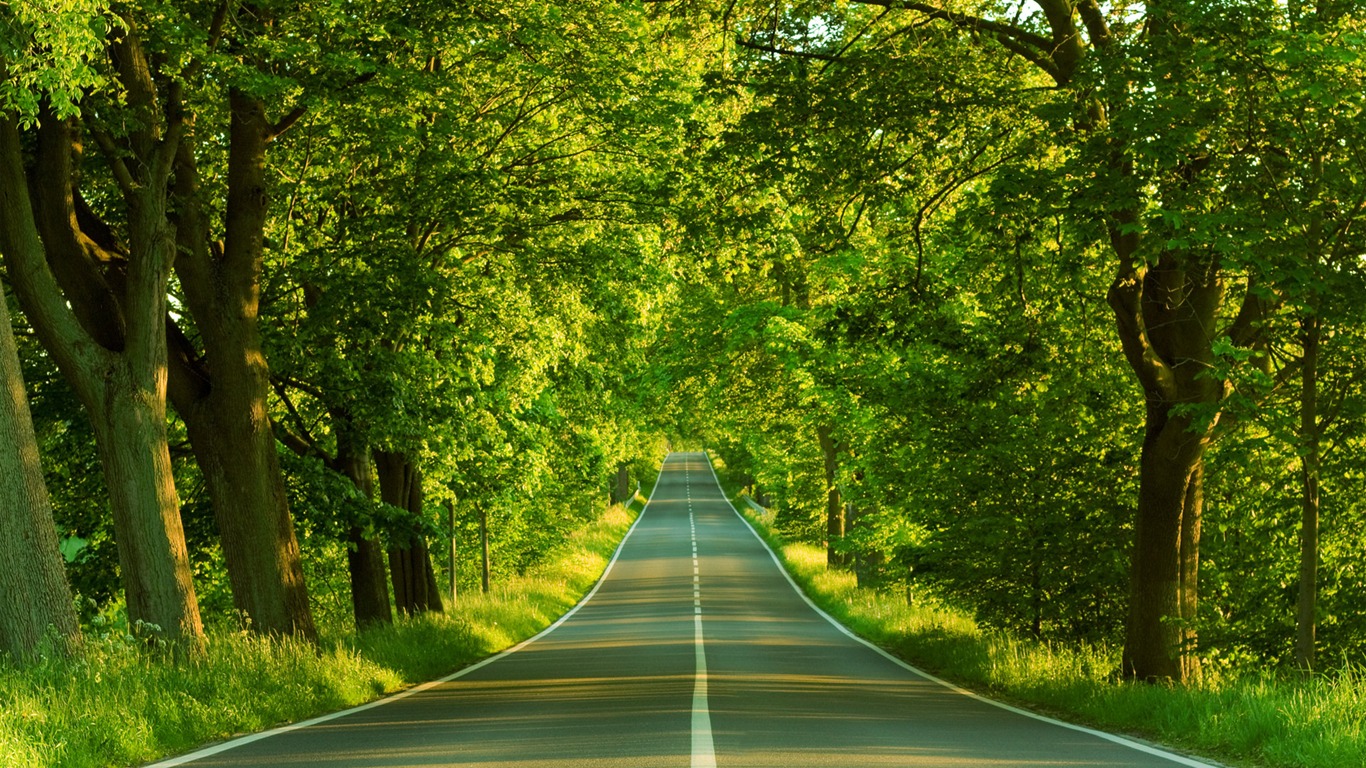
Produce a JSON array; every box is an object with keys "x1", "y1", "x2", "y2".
[
  {"x1": 817, "y1": 424, "x2": 846, "y2": 567},
  {"x1": 612, "y1": 462, "x2": 631, "y2": 505},
  {"x1": 1109, "y1": 247, "x2": 1221, "y2": 683},
  {"x1": 0, "y1": 283, "x2": 82, "y2": 662},
  {"x1": 374, "y1": 450, "x2": 443, "y2": 616},
  {"x1": 1121, "y1": 412, "x2": 1206, "y2": 682},
  {"x1": 333, "y1": 423, "x2": 392, "y2": 629},
  {"x1": 848, "y1": 504, "x2": 885, "y2": 589},
  {"x1": 346, "y1": 525, "x2": 392, "y2": 630},
  {"x1": 166, "y1": 89, "x2": 316, "y2": 640},
  {"x1": 0, "y1": 104, "x2": 204, "y2": 649},
  {"x1": 175, "y1": 394, "x2": 316, "y2": 638},
  {"x1": 1295, "y1": 313, "x2": 1321, "y2": 673},
  {"x1": 447, "y1": 503, "x2": 458, "y2": 607}
]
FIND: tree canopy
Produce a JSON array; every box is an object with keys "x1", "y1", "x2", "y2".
[{"x1": 1, "y1": 0, "x2": 1364, "y2": 683}]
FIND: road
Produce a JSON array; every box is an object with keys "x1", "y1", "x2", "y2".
[{"x1": 152, "y1": 451, "x2": 1214, "y2": 768}]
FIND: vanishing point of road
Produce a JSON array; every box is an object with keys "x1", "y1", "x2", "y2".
[{"x1": 150, "y1": 452, "x2": 1216, "y2": 768}]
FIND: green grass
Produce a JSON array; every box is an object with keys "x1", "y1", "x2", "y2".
[
  {"x1": 731, "y1": 498, "x2": 1366, "y2": 768},
  {"x1": 0, "y1": 502, "x2": 638, "y2": 768}
]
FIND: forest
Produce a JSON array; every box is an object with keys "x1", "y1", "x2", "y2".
[{"x1": 1, "y1": 0, "x2": 1364, "y2": 742}]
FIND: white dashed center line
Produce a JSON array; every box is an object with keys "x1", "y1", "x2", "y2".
[{"x1": 686, "y1": 465, "x2": 715, "y2": 768}]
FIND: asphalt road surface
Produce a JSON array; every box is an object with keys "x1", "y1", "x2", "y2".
[{"x1": 151, "y1": 452, "x2": 1215, "y2": 768}]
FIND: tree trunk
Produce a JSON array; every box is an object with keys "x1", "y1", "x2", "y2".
[
  {"x1": 334, "y1": 424, "x2": 392, "y2": 629},
  {"x1": 88, "y1": 314, "x2": 204, "y2": 646},
  {"x1": 1122, "y1": 409, "x2": 1207, "y2": 682},
  {"x1": 1030, "y1": 538, "x2": 1044, "y2": 639},
  {"x1": 166, "y1": 90, "x2": 317, "y2": 640},
  {"x1": 424, "y1": 537, "x2": 442, "y2": 608},
  {"x1": 0, "y1": 109, "x2": 205, "y2": 649},
  {"x1": 1295, "y1": 313, "x2": 1321, "y2": 673},
  {"x1": 171, "y1": 320, "x2": 316, "y2": 639},
  {"x1": 387, "y1": 538, "x2": 442, "y2": 615},
  {"x1": 0, "y1": 283, "x2": 82, "y2": 662},
  {"x1": 374, "y1": 450, "x2": 443, "y2": 616},
  {"x1": 346, "y1": 526, "x2": 392, "y2": 630},
  {"x1": 612, "y1": 462, "x2": 631, "y2": 505},
  {"x1": 848, "y1": 504, "x2": 885, "y2": 589},
  {"x1": 1108, "y1": 238, "x2": 1224, "y2": 682},
  {"x1": 817, "y1": 424, "x2": 845, "y2": 567},
  {"x1": 176, "y1": 396, "x2": 316, "y2": 638}
]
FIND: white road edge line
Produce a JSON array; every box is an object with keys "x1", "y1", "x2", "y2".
[
  {"x1": 145, "y1": 456, "x2": 673, "y2": 768},
  {"x1": 700, "y1": 450, "x2": 1218, "y2": 768}
]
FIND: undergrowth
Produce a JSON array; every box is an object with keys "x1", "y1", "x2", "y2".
[
  {"x1": 0, "y1": 502, "x2": 639, "y2": 768},
  {"x1": 728, "y1": 479, "x2": 1364, "y2": 768}
]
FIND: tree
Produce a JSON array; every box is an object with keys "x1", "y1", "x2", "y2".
[
  {"x1": 0, "y1": 0, "x2": 107, "y2": 660},
  {"x1": 0, "y1": 282, "x2": 82, "y2": 662},
  {"x1": 735, "y1": 0, "x2": 1366, "y2": 682},
  {"x1": 259, "y1": 0, "x2": 689, "y2": 624},
  {"x1": 374, "y1": 450, "x2": 443, "y2": 616},
  {"x1": 663, "y1": 1, "x2": 1039, "y2": 569},
  {"x1": 0, "y1": 5, "x2": 204, "y2": 647},
  {"x1": 1231, "y1": 8, "x2": 1366, "y2": 670}
]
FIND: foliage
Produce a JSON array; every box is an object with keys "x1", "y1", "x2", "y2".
[
  {"x1": 726, "y1": 469, "x2": 1366, "y2": 768},
  {"x1": 0, "y1": 0, "x2": 112, "y2": 121},
  {"x1": 1, "y1": 0, "x2": 1365, "y2": 751},
  {"x1": 0, "y1": 505, "x2": 635, "y2": 767},
  {"x1": 677, "y1": 0, "x2": 1366, "y2": 677}
]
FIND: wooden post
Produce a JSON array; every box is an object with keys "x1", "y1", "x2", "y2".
[
  {"x1": 479, "y1": 505, "x2": 491, "y2": 594},
  {"x1": 447, "y1": 503, "x2": 457, "y2": 607}
]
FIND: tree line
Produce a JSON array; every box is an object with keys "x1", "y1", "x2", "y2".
[
  {"x1": 0, "y1": 0, "x2": 690, "y2": 661},
  {"x1": 3, "y1": 1, "x2": 1364, "y2": 688},
  {"x1": 656, "y1": 0, "x2": 1366, "y2": 682}
]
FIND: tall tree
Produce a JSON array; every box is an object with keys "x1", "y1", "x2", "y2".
[
  {"x1": 0, "y1": 282, "x2": 82, "y2": 662},
  {"x1": 779, "y1": 0, "x2": 1335, "y2": 682},
  {"x1": 263, "y1": 0, "x2": 691, "y2": 616},
  {"x1": 0, "y1": 10, "x2": 205, "y2": 645},
  {"x1": 158, "y1": 0, "x2": 396, "y2": 641},
  {"x1": 1237, "y1": 6, "x2": 1366, "y2": 670}
]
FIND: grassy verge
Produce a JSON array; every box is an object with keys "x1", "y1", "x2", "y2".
[
  {"x1": 0, "y1": 502, "x2": 639, "y2": 768},
  {"x1": 716, "y1": 467, "x2": 1364, "y2": 768}
]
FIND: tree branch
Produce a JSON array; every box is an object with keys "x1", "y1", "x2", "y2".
[
  {"x1": 822, "y1": 7, "x2": 892, "y2": 73},
  {"x1": 272, "y1": 417, "x2": 333, "y2": 465},
  {"x1": 208, "y1": 0, "x2": 233, "y2": 50},
  {"x1": 1106, "y1": 229, "x2": 1178, "y2": 401},
  {"x1": 992, "y1": 32, "x2": 1062, "y2": 81},
  {"x1": 267, "y1": 105, "x2": 309, "y2": 143},
  {"x1": 165, "y1": 315, "x2": 212, "y2": 407},
  {"x1": 274, "y1": 372, "x2": 328, "y2": 402},
  {"x1": 845, "y1": 0, "x2": 1053, "y2": 52},
  {"x1": 85, "y1": 124, "x2": 137, "y2": 199},
  {"x1": 32, "y1": 114, "x2": 128, "y2": 352},
  {"x1": 0, "y1": 115, "x2": 109, "y2": 396},
  {"x1": 1075, "y1": 0, "x2": 1112, "y2": 48},
  {"x1": 1224, "y1": 275, "x2": 1278, "y2": 351},
  {"x1": 737, "y1": 37, "x2": 844, "y2": 63}
]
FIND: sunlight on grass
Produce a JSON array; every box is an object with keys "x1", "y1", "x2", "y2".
[
  {"x1": 735, "y1": 495, "x2": 1366, "y2": 768},
  {"x1": 0, "y1": 505, "x2": 637, "y2": 768}
]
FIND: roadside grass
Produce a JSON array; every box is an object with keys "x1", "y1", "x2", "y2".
[
  {"x1": 722, "y1": 478, "x2": 1364, "y2": 768},
  {"x1": 0, "y1": 502, "x2": 639, "y2": 768}
]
